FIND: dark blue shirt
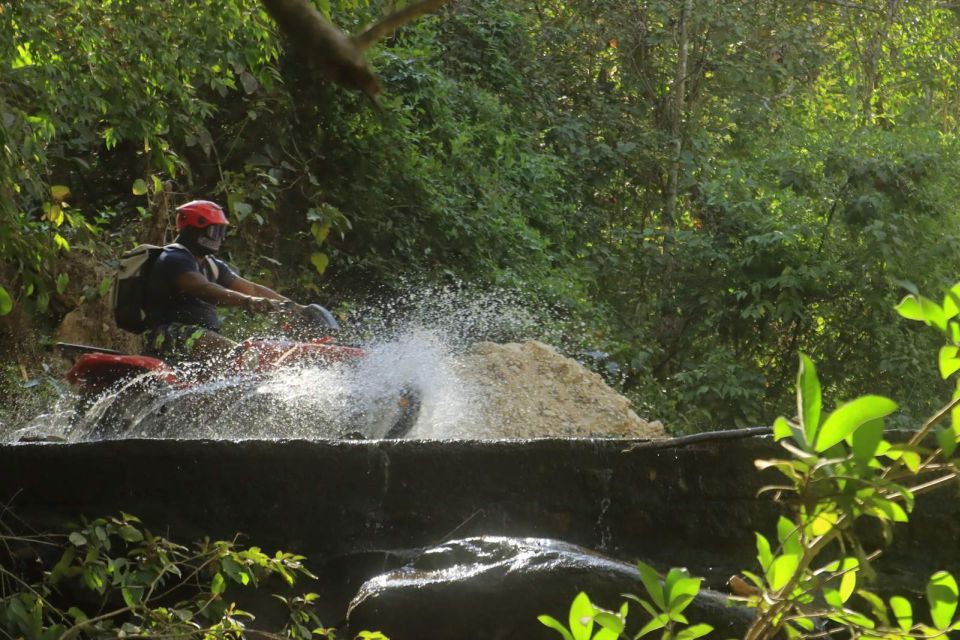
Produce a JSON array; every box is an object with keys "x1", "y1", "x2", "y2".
[{"x1": 143, "y1": 245, "x2": 238, "y2": 331}]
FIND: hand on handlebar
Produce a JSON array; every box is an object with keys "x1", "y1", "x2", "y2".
[{"x1": 243, "y1": 296, "x2": 282, "y2": 314}]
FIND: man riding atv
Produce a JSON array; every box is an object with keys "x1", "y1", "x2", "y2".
[{"x1": 143, "y1": 199, "x2": 303, "y2": 365}]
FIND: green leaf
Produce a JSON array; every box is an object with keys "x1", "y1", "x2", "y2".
[
  {"x1": 797, "y1": 355, "x2": 821, "y2": 447},
  {"x1": 634, "y1": 613, "x2": 668, "y2": 638},
  {"x1": 773, "y1": 416, "x2": 804, "y2": 447},
  {"x1": 50, "y1": 185, "x2": 71, "y2": 201},
  {"x1": 675, "y1": 624, "x2": 713, "y2": 640},
  {"x1": 132, "y1": 179, "x2": 148, "y2": 196},
  {"x1": 635, "y1": 561, "x2": 665, "y2": 610},
  {"x1": 943, "y1": 284, "x2": 960, "y2": 319},
  {"x1": 937, "y1": 426, "x2": 957, "y2": 458},
  {"x1": 767, "y1": 553, "x2": 800, "y2": 591},
  {"x1": 118, "y1": 525, "x2": 143, "y2": 543},
  {"x1": 849, "y1": 418, "x2": 884, "y2": 463},
  {"x1": 0, "y1": 286, "x2": 12, "y2": 316},
  {"x1": 815, "y1": 395, "x2": 898, "y2": 452},
  {"x1": 895, "y1": 295, "x2": 925, "y2": 321},
  {"x1": 777, "y1": 516, "x2": 802, "y2": 555},
  {"x1": 56, "y1": 273, "x2": 69, "y2": 295},
  {"x1": 755, "y1": 533, "x2": 773, "y2": 572},
  {"x1": 211, "y1": 572, "x2": 226, "y2": 596},
  {"x1": 569, "y1": 592, "x2": 594, "y2": 640},
  {"x1": 939, "y1": 346, "x2": 960, "y2": 379},
  {"x1": 537, "y1": 615, "x2": 575, "y2": 640},
  {"x1": 889, "y1": 596, "x2": 913, "y2": 631},
  {"x1": 665, "y1": 575, "x2": 701, "y2": 614},
  {"x1": 310, "y1": 252, "x2": 329, "y2": 275},
  {"x1": 68, "y1": 532, "x2": 87, "y2": 546},
  {"x1": 592, "y1": 611, "x2": 624, "y2": 635},
  {"x1": 927, "y1": 571, "x2": 958, "y2": 629}
]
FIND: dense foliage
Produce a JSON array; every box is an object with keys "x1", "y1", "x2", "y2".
[{"x1": 3, "y1": 0, "x2": 960, "y2": 430}]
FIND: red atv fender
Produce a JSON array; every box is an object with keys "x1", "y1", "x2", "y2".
[{"x1": 67, "y1": 353, "x2": 177, "y2": 388}]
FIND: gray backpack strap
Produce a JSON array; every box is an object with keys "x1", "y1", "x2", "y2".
[{"x1": 205, "y1": 256, "x2": 220, "y2": 282}]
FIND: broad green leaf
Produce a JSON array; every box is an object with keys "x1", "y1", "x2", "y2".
[
  {"x1": 940, "y1": 346, "x2": 960, "y2": 379},
  {"x1": 944, "y1": 284, "x2": 960, "y2": 319},
  {"x1": 636, "y1": 561, "x2": 665, "y2": 610},
  {"x1": 132, "y1": 179, "x2": 148, "y2": 196},
  {"x1": 674, "y1": 623, "x2": 713, "y2": 640},
  {"x1": 937, "y1": 426, "x2": 957, "y2": 458},
  {"x1": 873, "y1": 498, "x2": 909, "y2": 523},
  {"x1": 56, "y1": 273, "x2": 69, "y2": 295},
  {"x1": 921, "y1": 296, "x2": 948, "y2": 331},
  {"x1": 211, "y1": 572, "x2": 226, "y2": 596},
  {"x1": 767, "y1": 553, "x2": 800, "y2": 591},
  {"x1": 68, "y1": 532, "x2": 87, "y2": 546},
  {"x1": 0, "y1": 286, "x2": 12, "y2": 316},
  {"x1": 756, "y1": 533, "x2": 773, "y2": 572},
  {"x1": 894, "y1": 295, "x2": 925, "y2": 321},
  {"x1": 537, "y1": 615, "x2": 574, "y2": 640},
  {"x1": 118, "y1": 525, "x2": 143, "y2": 542},
  {"x1": 889, "y1": 596, "x2": 913, "y2": 631},
  {"x1": 666, "y1": 576, "x2": 701, "y2": 614},
  {"x1": 838, "y1": 558, "x2": 859, "y2": 602},
  {"x1": 569, "y1": 592, "x2": 593, "y2": 640},
  {"x1": 823, "y1": 587, "x2": 843, "y2": 608},
  {"x1": 797, "y1": 354, "x2": 821, "y2": 447},
  {"x1": 777, "y1": 516, "x2": 802, "y2": 555},
  {"x1": 849, "y1": 418, "x2": 884, "y2": 463},
  {"x1": 592, "y1": 611, "x2": 624, "y2": 635},
  {"x1": 927, "y1": 571, "x2": 958, "y2": 629},
  {"x1": 310, "y1": 252, "x2": 329, "y2": 275},
  {"x1": 815, "y1": 396, "x2": 898, "y2": 452},
  {"x1": 634, "y1": 613, "x2": 668, "y2": 638},
  {"x1": 50, "y1": 184, "x2": 70, "y2": 201},
  {"x1": 773, "y1": 416, "x2": 805, "y2": 447},
  {"x1": 809, "y1": 510, "x2": 838, "y2": 536}
]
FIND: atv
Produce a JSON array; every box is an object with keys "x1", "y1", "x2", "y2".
[{"x1": 58, "y1": 304, "x2": 422, "y2": 441}]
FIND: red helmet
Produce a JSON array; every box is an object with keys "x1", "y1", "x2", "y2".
[{"x1": 175, "y1": 200, "x2": 229, "y2": 230}]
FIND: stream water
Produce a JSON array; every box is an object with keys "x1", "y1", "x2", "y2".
[{"x1": 6, "y1": 286, "x2": 568, "y2": 442}]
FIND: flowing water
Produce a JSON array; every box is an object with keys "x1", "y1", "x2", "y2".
[{"x1": 6, "y1": 286, "x2": 568, "y2": 442}]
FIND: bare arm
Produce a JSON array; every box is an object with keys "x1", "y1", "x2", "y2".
[
  {"x1": 175, "y1": 272, "x2": 263, "y2": 309},
  {"x1": 227, "y1": 276, "x2": 289, "y2": 301}
]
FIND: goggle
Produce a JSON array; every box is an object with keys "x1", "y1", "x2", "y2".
[{"x1": 204, "y1": 225, "x2": 227, "y2": 242}]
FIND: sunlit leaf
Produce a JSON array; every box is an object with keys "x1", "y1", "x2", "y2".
[
  {"x1": 568, "y1": 592, "x2": 593, "y2": 640},
  {"x1": 0, "y1": 286, "x2": 12, "y2": 316},
  {"x1": 797, "y1": 354, "x2": 821, "y2": 447},
  {"x1": 537, "y1": 615, "x2": 574, "y2": 640},
  {"x1": 675, "y1": 623, "x2": 713, "y2": 640},
  {"x1": 894, "y1": 295, "x2": 925, "y2": 321},
  {"x1": 50, "y1": 184, "x2": 70, "y2": 201},
  {"x1": 768, "y1": 553, "x2": 800, "y2": 591},
  {"x1": 937, "y1": 426, "x2": 957, "y2": 458},
  {"x1": 940, "y1": 346, "x2": 960, "y2": 380},
  {"x1": 849, "y1": 418, "x2": 884, "y2": 463},
  {"x1": 635, "y1": 561, "x2": 665, "y2": 610},
  {"x1": 756, "y1": 533, "x2": 773, "y2": 572},
  {"x1": 889, "y1": 596, "x2": 913, "y2": 631},
  {"x1": 815, "y1": 396, "x2": 897, "y2": 452},
  {"x1": 927, "y1": 571, "x2": 958, "y2": 629},
  {"x1": 132, "y1": 179, "x2": 148, "y2": 196}
]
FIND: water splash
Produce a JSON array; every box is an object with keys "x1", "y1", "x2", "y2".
[{"x1": 8, "y1": 285, "x2": 561, "y2": 442}]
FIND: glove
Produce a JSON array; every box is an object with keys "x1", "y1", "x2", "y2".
[{"x1": 244, "y1": 296, "x2": 278, "y2": 314}]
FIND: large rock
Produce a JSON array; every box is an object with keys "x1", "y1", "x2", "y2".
[
  {"x1": 347, "y1": 536, "x2": 755, "y2": 640},
  {"x1": 455, "y1": 341, "x2": 667, "y2": 438}
]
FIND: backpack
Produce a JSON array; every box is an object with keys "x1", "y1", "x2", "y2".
[{"x1": 110, "y1": 243, "x2": 219, "y2": 333}]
